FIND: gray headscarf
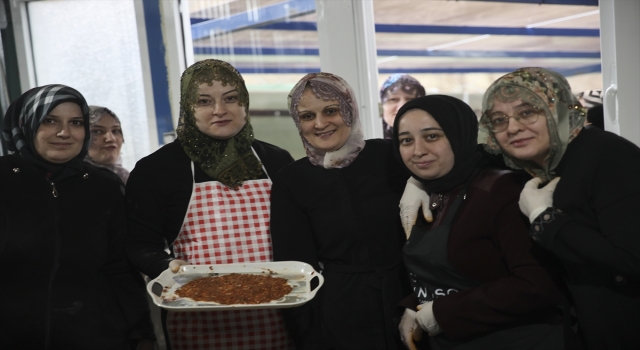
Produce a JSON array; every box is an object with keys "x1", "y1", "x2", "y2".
[{"x1": 478, "y1": 67, "x2": 587, "y2": 182}]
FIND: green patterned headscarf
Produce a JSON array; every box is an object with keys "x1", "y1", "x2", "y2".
[
  {"x1": 478, "y1": 67, "x2": 587, "y2": 182},
  {"x1": 176, "y1": 59, "x2": 264, "y2": 189}
]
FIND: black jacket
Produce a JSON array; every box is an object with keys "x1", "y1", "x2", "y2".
[
  {"x1": 270, "y1": 139, "x2": 412, "y2": 350},
  {"x1": 534, "y1": 127, "x2": 640, "y2": 349},
  {"x1": 0, "y1": 154, "x2": 153, "y2": 349}
]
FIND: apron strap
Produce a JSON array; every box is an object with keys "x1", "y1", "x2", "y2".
[
  {"x1": 440, "y1": 167, "x2": 481, "y2": 226},
  {"x1": 251, "y1": 147, "x2": 270, "y2": 180},
  {"x1": 173, "y1": 162, "x2": 197, "y2": 247}
]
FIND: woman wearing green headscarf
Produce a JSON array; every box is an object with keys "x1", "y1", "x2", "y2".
[
  {"x1": 125, "y1": 59, "x2": 295, "y2": 349},
  {"x1": 478, "y1": 67, "x2": 640, "y2": 349}
]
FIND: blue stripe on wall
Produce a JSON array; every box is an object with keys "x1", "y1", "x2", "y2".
[
  {"x1": 555, "y1": 63, "x2": 602, "y2": 76},
  {"x1": 142, "y1": 0, "x2": 173, "y2": 145}
]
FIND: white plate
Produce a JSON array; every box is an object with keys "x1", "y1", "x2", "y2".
[{"x1": 147, "y1": 261, "x2": 324, "y2": 311}]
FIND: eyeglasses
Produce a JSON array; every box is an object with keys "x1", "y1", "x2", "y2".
[{"x1": 482, "y1": 107, "x2": 545, "y2": 133}]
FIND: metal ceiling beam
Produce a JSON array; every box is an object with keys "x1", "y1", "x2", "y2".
[
  {"x1": 464, "y1": 0, "x2": 598, "y2": 5},
  {"x1": 229, "y1": 65, "x2": 601, "y2": 75},
  {"x1": 555, "y1": 63, "x2": 602, "y2": 76},
  {"x1": 375, "y1": 24, "x2": 599, "y2": 37},
  {"x1": 193, "y1": 46, "x2": 600, "y2": 59},
  {"x1": 377, "y1": 50, "x2": 600, "y2": 58},
  {"x1": 254, "y1": 21, "x2": 599, "y2": 37},
  {"x1": 191, "y1": 0, "x2": 315, "y2": 40}
]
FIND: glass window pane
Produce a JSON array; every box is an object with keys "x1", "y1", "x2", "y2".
[
  {"x1": 28, "y1": 0, "x2": 150, "y2": 170},
  {"x1": 373, "y1": 0, "x2": 602, "y2": 114},
  {"x1": 187, "y1": 0, "x2": 319, "y2": 160}
]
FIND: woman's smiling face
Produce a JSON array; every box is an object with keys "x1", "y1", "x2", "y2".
[
  {"x1": 489, "y1": 98, "x2": 551, "y2": 167},
  {"x1": 297, "y1": 88, "x2": 351, "y2": 152},
  {"x1": 88, "y1": 115, "x2": 123, "y2": 165},
  {"x1": 397, "y1": 108, "x2": 455, "y2": 180},
  {"x1": 34, "y1": 102, "x2": 86, "y2": 164}
]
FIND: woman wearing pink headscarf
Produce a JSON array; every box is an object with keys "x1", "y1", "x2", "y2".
[{"x1": 270, "y1": 72, "x2": 412, "y2": 350}]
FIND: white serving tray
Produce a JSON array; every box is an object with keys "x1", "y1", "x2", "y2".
[{"x1": 147, "y1": 261, "x2": 324, "y2": 311}]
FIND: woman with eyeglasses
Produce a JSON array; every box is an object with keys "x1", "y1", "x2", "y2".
[
  {"x1": 393, "y1": 94, "x2": 564, "y2": 350},
  {"x1": 478, "y1": 67, "x2": 640, "y2": 349}
]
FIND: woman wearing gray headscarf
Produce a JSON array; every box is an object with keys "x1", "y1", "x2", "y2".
[
  {"x1": 84, "y1": 106, "x2": 129, "y2": 183},
  {"x1": 478, "y1": 67, "x2": 640, "y2": 349},
  {"x1": 270, "y1": 72, "x2": 412, "y2": 350},
  {"x1": 0, "y1": 84, "x2": 154, "y2": 348}
]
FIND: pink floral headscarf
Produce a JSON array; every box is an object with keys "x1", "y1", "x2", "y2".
[{"x1": 287, "y1": 72, "x2": 366, "y2": 168}]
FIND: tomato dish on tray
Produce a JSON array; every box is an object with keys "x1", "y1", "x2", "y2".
[
  {"x1": 176, "y1": 273, "x2": 293, "y2": 304},
  {"x1": 147, "y1": 261, "x2": 324, "y2": 311}
]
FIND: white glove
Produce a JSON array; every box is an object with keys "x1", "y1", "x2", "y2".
[
  {"x1": 399, "y1": 309, "x2": 423, "y2": 350},
  {"x1": 169, "y1": 259, "x2": 188, "y2": 273},
  {"x1": 519, "y1": 177, "x2": 560, "y2": 223},
  {"x1": 400, "y1": 177, "x2": 433, "y2": 239},
  {"x1": 416, "y1": 302, "x2": 442, "y2": 337}
]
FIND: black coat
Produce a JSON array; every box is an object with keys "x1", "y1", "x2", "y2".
[
  {"x1": 401, "y1": 168, "x2": 562, "y2": 341},
  {"x1": 125, "y1": 139, "x2": 294, "y2": 279},
  {"x1": 270, "y1": 139, "x2": 412, "y2": 350},
  {"x1": 0, "y1": 154, "x2": 152, "y2": 349},
  {"x1": 534, "y1": 127, "x2": 640, "y2": 349}
]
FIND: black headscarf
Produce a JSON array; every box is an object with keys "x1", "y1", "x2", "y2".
[
  {"x1": 392, "y1": 95, "x2": 482, "y2": 193},
  {"x1": 2, "y1": 84, "x2": 91, "y2": 182}
]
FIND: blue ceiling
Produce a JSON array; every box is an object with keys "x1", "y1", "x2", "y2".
[{"x1": 189, "y1": 0, "x2": 601, "y2": 76}]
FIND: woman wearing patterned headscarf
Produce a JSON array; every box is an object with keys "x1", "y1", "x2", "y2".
[
  {"x1": 84, "y1": 106, "x2": 129, "y2": 183},
  {"x1": 0, "y1": 85, "x2": 154, "y2": 348},
  {"x1": 270, "y1": 72, "x2": 412, "y2": 350},
  {"x1": 393, "y1": 95, "x2": 564, "y2": 350},
  {"x1": 125, "y1": 59, "x2": 295, "y2": 349},
  {"x1": 478, "y1": 67, "x2": 640, "y2": 349},
  {"x1": 380, "y1": 74, "x2": 426, "y2": 139}
]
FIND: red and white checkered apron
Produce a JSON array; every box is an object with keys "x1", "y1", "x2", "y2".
[{"x1": 167, "y1": 159, "x2": 293, "y2": 350}]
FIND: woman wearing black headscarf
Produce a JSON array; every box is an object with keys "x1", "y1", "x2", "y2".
[
  {"x1": 0, "y1": 85, "x2": 153, "y2": 349},
  {"x1": 392, "y1": 95, "x2": 564, "y2": 349}
]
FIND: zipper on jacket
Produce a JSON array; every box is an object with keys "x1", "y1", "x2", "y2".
[{"x1": 44, "y1": 182, "x2": 61, "y2": 349}]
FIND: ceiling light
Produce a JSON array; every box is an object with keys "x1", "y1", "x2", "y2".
[
  {"x1": 526, "y1": 10, "x2": 600, "y2": 28},
  {"x1": 377, "y1": 55, "x2": 398, "y2": 64},
  {"x1": 427, "y1": 35, "x2": 491, "y2": 51}
]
